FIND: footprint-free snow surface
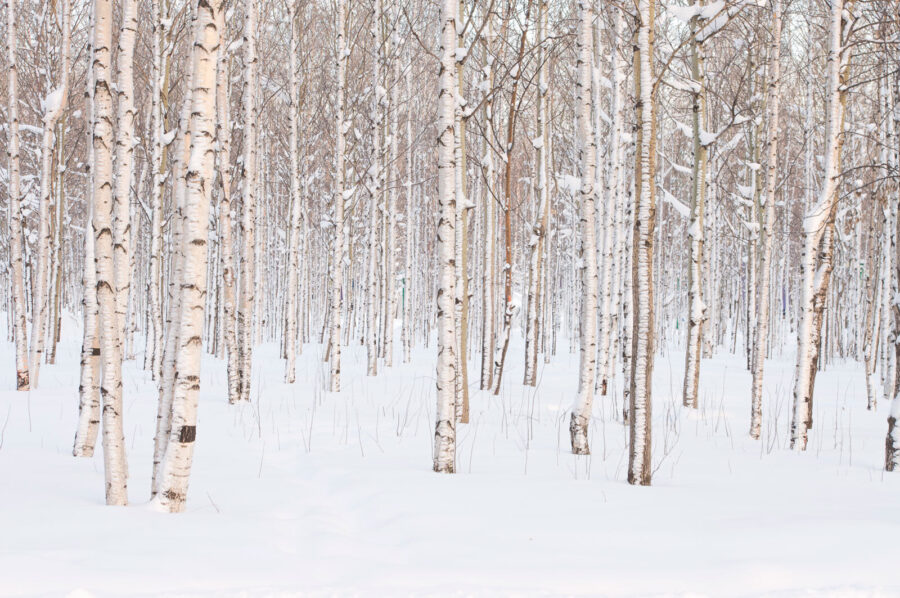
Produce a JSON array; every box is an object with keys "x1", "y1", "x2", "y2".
[{"x1": 2, "y1": 321, "x2": 899, "y2": 597}]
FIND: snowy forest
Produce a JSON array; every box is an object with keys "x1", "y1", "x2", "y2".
[{"x1": 2, "y1": 0, "x2": 900, "y2": 595}]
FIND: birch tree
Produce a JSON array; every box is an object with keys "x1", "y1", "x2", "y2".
[
  {"x1": 30, "y1": 0, "x2": 71, "y2": 388},
  {"x1": 285, "y1": 0, "x2": 303, "y2": 383},
  {"x1": 629, "y1": 0, "x2": 656, "y2": 486},
  {"x1": 569, "y1": 0, "x2": 598, "y2": 455},
  {"x1": 790, "y1": 0, "x2": 855, "y2": 451},
  {"x1": 682, "y1": 0, "x2": 709, "y2": 410},
  {"x1": 434, "y1": 0, "x2": 458, "y2": 473},
  {"x1": 523, "y1": 0, "x2": 550, "y2": 388},
  {"x1": 328, "y1": 0, "x2": 348, "y2": 392},
  {"x1": 92, "y1": 0, "x2": 128, "y2": 505},
  {"x1": 239, "y1": 0, "x2": 259, "y2": 402},
  {"x1": 113, "y1": 0, "x2": 138, "y2": 344},
  {"x1": 749, "y1": 0, "x2": 783, "y2": 438},
  {"x1": 5, "y1": 0, "x2": 28, "y2": 391},
  {"x1": 155, "y1": 0, "x2": 223, "y2": 512}
]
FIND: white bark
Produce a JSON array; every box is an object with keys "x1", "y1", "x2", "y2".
[
  {"x1": 628, "y1": 0, "x2": 655, "y2": 486},
  {"x1": 569, "y1": 0, "x2": 598, "y2": 455},
  {"x1": 750, "y1": 0, "x2": 782, "y2": 439},
  {"x1": 155, "y1": 0, "x2": 223, "y2": 512},
  {"x1": 147, "y1": 0, "x2": 169, "y2": 381},
  {"x1": 524, "y1": 0, "x2": 549, "y2": 388},
  {"x1": 285, "y1": 1, "x2": 302, "y2": 383},
  {"x1": 328, "y1": 0, "x2": 348, "y2": 392},
  {"x1": 239, "y1": 0, "x2": 259, "y2": 402},
  {"x1": 92, "y1": 0, "x2": 128, "y2": 505},
  {"x1": 5, "y1": 0, "x2": 28, "y2": 390},
  {"x1": 434, "y1": 0, "x2": 458, "y2": 473},
  {"x1": 216, "y1": 4, "x2": 239, "y2": 403},
  {"x1": 113, "y1": 0, "x2": 138, "y2": 345},
  {"x1": 683, "y1": 3, "x2": 708, "y2": 410},
  {"x1": 790, "y1": 0, "x2": 853, "y2": 450},
  {"x1": 30, "y1": 0, "x2": 71, "y2": 387}
]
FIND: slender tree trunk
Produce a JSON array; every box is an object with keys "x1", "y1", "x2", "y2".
[
  {"x1": 155, "y1": 0, "x2": 223, "y2": 512},
  {"x1": 683, "y1": 4, "x2": 708, "y2": 410},
  {"x1": 92, "y1": 0, "x2": 128, "y2": 505},
  {"x1": 5, "y1": 0, "x2": 29, "y2": 390},
  {"x1": 749, "y1": 0, "x2": 782, "y2": 438},
  {"x1": 328, "y1": 0, "x2": 348, "y2": 392},
  {"x1": 479, "y1": 14, "x2": 496, "y2": 391},
  {"x1": 238, "y1": 0, "x2": 259, "y2": 402},
  {"x1": 628, "y1": 0, "x2": 655, "y2": 486},
  {"x1": 113, "y1": 0, "x2": 137, "y2": 349},
  {"x1": 216, "y1": 5, "x2": 239, "y2": 403},
  {"x1": 492, "y1": 0, "x2": 532, "y2": 395},
  {"x1": 885, "y1": 63, "x2": 900, "y2": 471},
  {"x1": 147, "y1": 0, "x2": 170, "y2": 381},
  {"x1": 524, "y1": 0, "x2": 549, "y2": 388},
  {"x1": 790, "y1": 0, "x2": 853, "y2": 450},
  {"x1": 569, "y1": 0, "x2": 598, "y2": 455},
  {"x1": 434, "y1": 0, "x2": 458, "y2": 473},
  {"x1": 30, "y1": 0, "x2": 70, "y2": 387},
  {"x1": 285, "y1": 2, "x2": 302, "y2": 383}
]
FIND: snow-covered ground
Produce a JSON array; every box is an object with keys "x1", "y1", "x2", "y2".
[{"x1": 2, "y1": 319, "x2": 899, "y2": 597}]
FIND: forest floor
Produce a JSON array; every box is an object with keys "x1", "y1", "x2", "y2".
[{"x1": 1, "y1": 318, "x2": 899, "y2": 597}]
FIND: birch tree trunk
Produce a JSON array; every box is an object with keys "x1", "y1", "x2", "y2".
[
  {"x1": 569, "y1": 0, "x2": 598, "y2": 455},
  {"x1": 524, "y1": 0, "x2": 549, "y2": 388},
  {"x1": 433, "y1": 0, "x2": 458, "y2": 473},
  {"x1": 155, "y1": 0, "x2": 223, "y2": 512},
  {"x1": 479, "y1": 14, "x2": 496, "y2": 391},
  {"x1": 153, "y1": 26, "x2": 194, "y2": 495},
  {"x1": 284, "y1": 1, "x2": 302, "y2": 383},
  {"x1": 628, "y1": 0, "x2": 656, "y2": 486},
  {"x1": 113, "y1": 0, "x2": 138, "y2": 345},
  {"x1": 92, "y1": 0, "x2": 128, "y2": 505},
  {"x1": 328, "y1": 0, "x2": 348, "y2": 392},
  {"x1": 216, "y1": 6, "x2": 239, "y2": 403},
  {"x1": 884, "y1": 59, "x2": 900, "y2": 471},
  {"x1": 402, "y1": 53, "x2": 414, "y2": 364},
  {"x1": 30, "y1": 0, "x2": 70, "y2": 387},
  {"x1": 74, "y1": 4, "x2": 100, "y2": 456},
  {"x1": 239, "y1": 0, "x2": 258, "y2": 402},
  {"x1": 384, "y1": 51, "x2": 400, "y2": 369},
  {"x1": 790, "y1": 0, "x2": 853, "y2": 451},
  {"x1": 366, "y1": 0, "x2": 384, "y2": 378},
  {"x1": 749, "y1": 0, "x2": 782, "y2": 439},
  {"x1": 147, "y1": 0, "x2": 170, "y2": 381},
  {"x1": 683, "y1": 4, "x2": 708, "y2": 410},
  {"x1": 5, "y1": 0, "x2": 29, "y2": 390}
]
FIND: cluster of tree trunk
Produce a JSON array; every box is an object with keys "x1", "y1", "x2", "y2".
[{"x1": 1, "y1": 0, "x2": 899, "y2": 510}]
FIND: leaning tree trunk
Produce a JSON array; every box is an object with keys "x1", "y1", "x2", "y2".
[
  {"x1": 628, "y1": 0, "x2": 656, "y2": 486},
  {"x1": 433, "y1": 0, "x2": 458, "y2": 473},
  {"x1": 749, "y1": 0, "x2": 783, "y2": 439},
  {"x1": 5, "y1": 0, "x2": 29, "y2": 390},
  {"x1": 569, "y1": 0, "x2": 598, "y2": 455},
  {"x1": 92, "y1": 0, "x2": 128, "y2": 506},
  {"x1": 790, "y1": 0, "x2": 853, "y2": 451},
  {"x1": 155, "y1": 0, "x2": 223, "y2": 512}
]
